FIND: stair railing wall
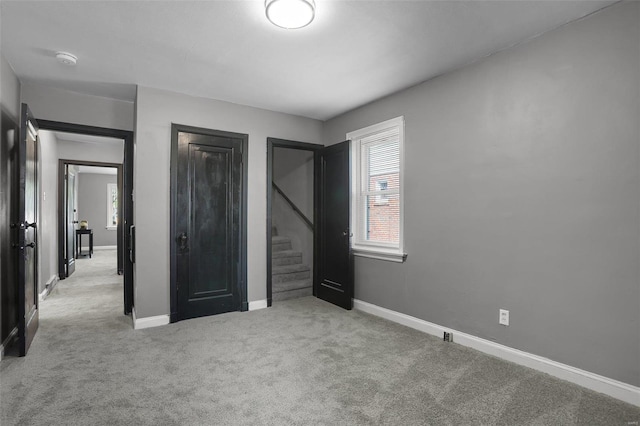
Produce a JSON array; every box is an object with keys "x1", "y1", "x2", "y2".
[{"x1": 272, "y1": 181, "x2": 313, "y2": 230}]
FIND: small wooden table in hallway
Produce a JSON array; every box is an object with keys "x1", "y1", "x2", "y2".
[{"x1": 76, "y1": 229, "x2": 93, "y2": 259}]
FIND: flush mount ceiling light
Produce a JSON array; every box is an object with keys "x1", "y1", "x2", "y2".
[
  {"x1": 56, "y1": 51, "x2": 77, "y2": 66},
  {"x1": 265, "y1": 0, "x2": 315, "y2": 29}
]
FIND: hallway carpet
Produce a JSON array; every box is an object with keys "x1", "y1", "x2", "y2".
[
  {"x1": 57, "y1": 248, "x2": 123, "y2": 288},
  {"x1": 1, "y1": 251, "x2": 638, "y2": 425}
]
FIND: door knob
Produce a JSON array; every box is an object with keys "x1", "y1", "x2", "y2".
[
  {"x1": 10, "y1": 222, "x2": 35, "y2": 229},
  {"x1": 12, "y1": 242, "x2": 35, "y2": 250},
  {"x1": 178, "y1": 233, "x2": 188, "y2": 250}
]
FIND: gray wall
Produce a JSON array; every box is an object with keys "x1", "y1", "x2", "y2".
[
  {"x1": 77, "y1": 173, "x2": 118, "y2": 247},
  {"x1": 0, "y1": 52, "x2": 21, "y2": 344},
  {"x1": 56, "y1": 139, "x2": 124, "y2": 164},
  {"x1": 134, "y1": 86, "x2": 323, "y2": 318},
  {"x1": 37, "y1": 130, "x2": 58, "y2": 294},
  {"x1": 274, "y1": 148, "x2": 314, "y2": 219},
  {"x1": 0, "y1": 54, "x2": 20, "y2": 119},
  {"x1": 323, "y1": 2, "x2": 639, "y2": 387},
  {"x1": 21, "y1": 83, "x2": 134, "y2": 131},
  {"x1": 273, "y1": 147, "x2": 314, "y2": 266}
]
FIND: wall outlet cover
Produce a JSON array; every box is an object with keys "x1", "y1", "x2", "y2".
[{"x1": 499, "y1": 309, "x2": 509, "y2": 326}]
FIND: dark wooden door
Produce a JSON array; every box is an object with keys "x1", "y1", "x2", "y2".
[
  {"x1": 172, "y1": 125, "x2": 246, "y2": 321},
  {"x1": 65, "y1": 167, "x2": 76, "y2": 277},
  {"x1": 316, "y1": 141, "x2": 353, "y2": 310},
  {"x1": 16, "y1": 103, "x2": 39, "y2": 356}
]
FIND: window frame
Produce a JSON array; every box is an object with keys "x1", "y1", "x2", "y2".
[
  {"x1": 348, "y1": 116, "x2": 406, "y2": 263},
  {"x1": 106, "y1": 182, "x2": 118, "y2": 231}
]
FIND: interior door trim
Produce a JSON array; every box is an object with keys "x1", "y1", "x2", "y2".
[
  {"x1": 266, "y1": 138, "x2": 323, "y2": 307},
  {"x1": 170, "y1": 123, "x2": 248, "y2": 323},
  {"x1": 57, "y1": 159, "x2": 122, "y2": 277},
  {"x1": 38, "y1": 119, "x2": 135, "y2": 315}
]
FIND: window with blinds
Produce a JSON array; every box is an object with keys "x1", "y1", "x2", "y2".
[{"x1": 348, "y1": 116, "x2": 405, "y2": 262}]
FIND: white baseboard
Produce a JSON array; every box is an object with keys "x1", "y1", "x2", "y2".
[
  {"x1": 39, "y1": 275, "x2": 59, "y2": 301},
  {"x1": 93, "y1": 245, "x2": 117, "y2": 250},
  {"x1": 132, "y1": 307, "x2": 170, "y2": 330},
  {"x1": 354, "y1": 299, "x2": 640, "y2": 407},
  {"x1": 0, "y1": 327, "x2": 18, "y2": 360},
  {"x1": 249, "y1": 299, "x2": 268, "y2": 311}
]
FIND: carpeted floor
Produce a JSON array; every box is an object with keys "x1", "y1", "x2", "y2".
[
  {"x1": 58, "y1": 248, "x2": 123, "y2": 288},
  {"x1": 1, "y1": 249, "x2": 638, "y2": 425}
]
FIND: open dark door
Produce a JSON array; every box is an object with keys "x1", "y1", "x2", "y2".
[
  {"x1": 316, "y1": 140, "x2": 353, "y2": 310},
  {"x1": 171, "y1": 125, "x2": 247, "y2": 321},
  {"x1": 65, "y1": 166, "x2": 76, "y2": 277},
  {"x1": 15, "y1": 103, "x2": 39, "y2": 356}
]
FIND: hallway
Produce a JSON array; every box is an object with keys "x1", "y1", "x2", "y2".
[
  {"x1": 42, "y1": 249, "x2": 125, "y2": 324},
  {"x1": 55, "y1": 248, "x2": 122, "y2": 288}
]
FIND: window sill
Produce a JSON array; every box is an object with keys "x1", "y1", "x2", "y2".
[{"x1": 352, "y1": 247, "x2": 407, "y2": 263}]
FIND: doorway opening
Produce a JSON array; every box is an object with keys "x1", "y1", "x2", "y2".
[
  {"x1": 52, "y1": 161, "x2": 123, "y2": 324},
  {"x1": 37, "y1": 121, "x2": 134, "y2": 316},
  {"x1": 57, "y1": 160, "x2": 123, "y2": 280},
  {"x1": 266, "y1": 138, "x2": 323, "y2": 306}
]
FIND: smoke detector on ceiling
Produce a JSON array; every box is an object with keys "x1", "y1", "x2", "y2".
[{"x1": 56, "y1": 51, "x2": 77, "y2": 66}]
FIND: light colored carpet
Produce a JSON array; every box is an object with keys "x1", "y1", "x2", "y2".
[
  {"x1": 59, "y1": 249, "x2": 123, "y2": 288},
  {"x1": 1, "y1": 250, "x2": 638, "y2": 425}
]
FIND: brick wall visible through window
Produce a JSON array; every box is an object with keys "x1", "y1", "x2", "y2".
[{"x1": 368, "y1": 173, "x2": 399, "y2": 243}]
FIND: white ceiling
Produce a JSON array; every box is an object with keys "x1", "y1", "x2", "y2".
[{"x1": 1, "y1": 1, "x2": 616, "y2": 120}]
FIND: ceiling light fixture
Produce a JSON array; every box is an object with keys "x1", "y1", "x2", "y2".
[
  {"x1": 56, "y1": 51, "x2": 77, "y2": 66},
  {"x1": 265, "y1": 0, "x2": 315, "y2": 29}
]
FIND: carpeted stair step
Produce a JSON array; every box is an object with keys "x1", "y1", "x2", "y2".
[
  {"x1": 273, "y1": 286, "x2": 313, "y2": 302},
  {"x1": 273, "y1": 278, "x2": 312, "y2": 293},
  {"x1": 273, "y1": 277, "x2": 313, "y2": 302},
  {"x1": 272, "y1": 263, "x2": 310, "y2": 283},
  {"x1": 272, "y1": 250, "x2": 303, "y2": 266},
  {"x1": 272, "y1": 236, "x2": 292, "y2": 252}
]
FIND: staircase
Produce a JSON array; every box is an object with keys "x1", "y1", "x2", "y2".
[{"x1": 272, "y1": 229, "x2": 312, "y2": 301}]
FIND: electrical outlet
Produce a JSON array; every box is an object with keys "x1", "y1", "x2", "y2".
[{"x1": 499, "y1": 309, "x2": 509, "y2": 326}]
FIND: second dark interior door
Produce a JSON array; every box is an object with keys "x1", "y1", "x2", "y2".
[
  {"x1": 316, "y1": 140, "x2": 353, "y2": 310},
  {"x1": 172, "y1": 125, "x2": 247, "y2": 321}
]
